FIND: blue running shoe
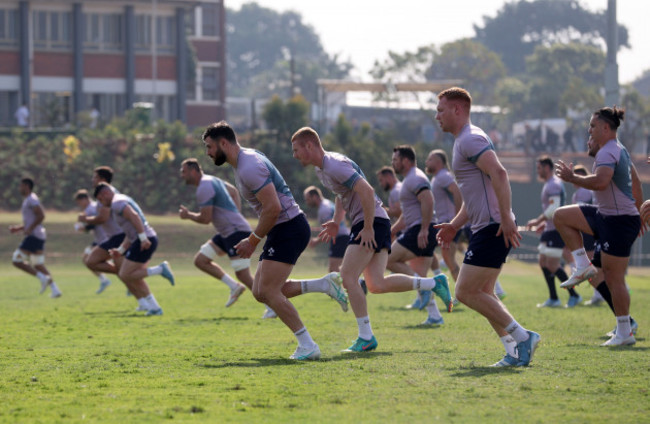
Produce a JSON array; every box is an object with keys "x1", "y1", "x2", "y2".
[
  {"x1": 491, "y1": 354, "x2": 518, "y2": 367},
  {"x1": 405, "y1": 295, "x2": 422, "y2": 310},
  {"x1": 342, "y1": 336, "x2": 378, "y2": 352},
  {"x1": 418, "y1": 290, "x2": 432, "y2": 310},
  {"x1": 96, "y1": 278, "x2": 111, "y2": 294},
  {"x1": 146, "y1": 308, "x2": 163, "y2": 316},
  {"x1": 432, "y1": 274, "x2": 453, "y2": 312},
  {"x1": 290, "y1": 344, "x2": 321, "y2": 360},
  {"x1": 566, "y1": 295, "x2": 582, "y2": 308},
  {"x1": 160, "y1": 261, "x2": 175, "y2": 286},
  {"x1": 516, "y1": 331, "x2": 541, "y2": 366},
  {"x1": 420, "y1": 316, "x2": 444, "y2": 326}
]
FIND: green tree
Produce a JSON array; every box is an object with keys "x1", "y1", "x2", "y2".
[
  {"x1": 474, "y1": 0, "x2": 629, "y2": 75},
  {"x1": 618, "y1": 88, "x2": 650, "y2": 154},
  {"x1": 261, "y1": 95, "x2": 310, "y2": 142}
]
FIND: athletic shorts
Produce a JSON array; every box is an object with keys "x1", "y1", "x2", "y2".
[
  {"x1": 540, "y1": 230, "x2": 565, "y2": 249},
  {"x1": 213, "y1": 231, "x2": 251, "y2": 258},
  {"x1": 348, "y1": 217, "x2": 392, "y2": 254},
  {"x1": 580, "y1": 205, "x2": 640, "y2": 258},
  {"x1": 259, "y1": 214, "x2": 310, "y2": 265},
  {"x1": 125, "y1": 236, "x2": 158, "y2": 264},
  {"x1": 19, "y1": 235, "x2": 45, "y2": 253},
  {"x1": 463, "y1": 223, "x2": 511, "y2": 269},
  {"x1": 329, "y1": 235, "x2": 349, "y2": 258},
  {"x1": 397, "y1": 223, "x2": 439, "y2": 257},
  {"x1": 99, "y1": 233, "x2": 126, "y2": 251},
  {"x1": 582, "y1": 233, "x2": 596, "y2": 252}
]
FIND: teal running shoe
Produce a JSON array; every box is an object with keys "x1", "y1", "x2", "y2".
[
  {"x1": 566, "y1": 295, "x2": 582, "y2": 308},
  {"x1": 342, "y1": 336, "x2": 378, "y2": 352},
  {"x1": 432, "y1": 274, "x2": 453, "y2": 312},
  {"x1": 420, "y1": 316, "x2": 444, "y2": 326},
  {"x1": 516, "y1": 331, "x2": 541, "y2": 366},
  {"x1": 491, "y1": 354, "x2": 518, "y2": 367},
  {"x1": 290, "y1": 344, "x2": 321, "y2": 360},
  {"x1": 325, "y1": 272, "x2": 348, "y2": 312},
  {"x1": 160, "y1": 261, "x2": 175, "y2": 286},
  {"x1": 146, "y1": 308, "x2": 163, "y2": 316}
]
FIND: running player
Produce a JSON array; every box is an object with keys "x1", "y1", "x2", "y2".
[
  {"x1": 434, "y1": 87, "x2": 540, "y2": 367},
  {"x1": 10, "y1": 177, "x2": 62, "y2": 298}
]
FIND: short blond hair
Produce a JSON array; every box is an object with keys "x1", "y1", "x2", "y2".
[
  {"x1": 438, "y1": 87, "x2": 472, "y2": 110},
  {"x1": 291, "y1": 127, "x2": 321, "y2": 145},
  {"x1": 303, "y1": 185, "x2": 323, "y2": 199}
]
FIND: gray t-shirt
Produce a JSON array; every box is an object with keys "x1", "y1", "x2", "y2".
[
  {"x1": 315, "y1": 152, "x2": 388, "y2": 226},
  {"x1": 593, "y1": 139, "x2": 639, "y2": 216},
  {"x1": 572, "y1": 187, "x2": 593, "y2": 205},
  {"x1": 452, "y1": 124, "x2": 515, "y2": 232},
  {"x1": 388, "y1": 182, "x2": 402, "y2": 211},
  {"x1": 235, "y1": 148, "x2": 302, "y2": 225},
  {"x1": 85, "y1": 201, "x2": 107, "y2": 244},
  {"x1": 431, "y1": 168, "x2": 456, "y2": 224},
  {"x1": 399, "y1": 166, "x2": 431, "y2": 229},
  {"x1": 317, "y1": 198, "x2": 349, "y2": 236},
  {"x1": 540, "y1": 175, "x2": 565, "y2": 232},
  {"x1": 196, "y1": 174, "x2": 251, "y2": 237},
  {"x1": 98, "y1": 185, "x2": 125, "y2": 239},
  {"x1": 110, "y1": 193, "x2": 157, "y2": 242},
  {"x1": 22, "y1": 193, "x2": 46, "y2": 240}
]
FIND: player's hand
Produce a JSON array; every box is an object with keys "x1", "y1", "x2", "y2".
[
  {"x1": 234, "y1": 237, "x2": 256, "y2": 259},
  {"x1": 317, "y1": 221, "x2": 338, "y2": 243},
  {"x1": 140, "y1": 238, "x2": 152, "y2": 251},
  {"x1": 417, "y1": 226, "x2": 429, "y2": 249},
  {"x1": 434, "y1": 222, "x2": 456, "y2": 249},
  {"x1": 109, "y1": 248, "x2": 122, "y2": 260},
  {"x1": 356, "y1": 225, "x2": 377, "y2": 251},
  {"x1": 8, "y1": 225, "x2": 20, "y2": 234},
  {"x1": 495, "y1": 217, "x2": 521, "y2": 249},
  {"x1": 554, "y1": 159, "x2": 574, "y2": 182},
  {"x1": 178, "y1": 205, "x2": 189, "y2": 220}
]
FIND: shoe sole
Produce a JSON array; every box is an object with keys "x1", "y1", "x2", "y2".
[
  {"x1": 225, "y1": 286, "x2": 246, "y2": 307},
  {"x1": 560, "y1": 267, "x2": 597, "y2": 289}
]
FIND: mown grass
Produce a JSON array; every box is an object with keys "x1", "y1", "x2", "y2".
[{"x1": 0, "y1": 212, "x2": 649, "y2": 423}]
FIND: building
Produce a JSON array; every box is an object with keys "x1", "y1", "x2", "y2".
[{"x1": 0, "y1": 0, "x2": 225, "y2": 128}]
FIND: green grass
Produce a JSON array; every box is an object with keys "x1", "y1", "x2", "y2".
[{"x1": 1, "y1": 212, "x2": 649, "y2": 423}]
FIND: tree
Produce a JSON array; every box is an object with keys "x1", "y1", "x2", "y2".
[
  {"x1": 261, "y1": 95, "x2": 310, "y2": 143},
  {"x1": 226, "y1": 3, "x2": 351, "y2": 102},
  {"x1": 474, "y1": 0, "x2": 629, "y2": 75},
  {"x1": 618, "y1": 88, "x2": 650, "y2": 154}
]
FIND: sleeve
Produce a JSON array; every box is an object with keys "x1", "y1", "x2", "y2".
[
  {"x1": 329, "y1": 158, "x2": 361, "y2": 190},
  {"x1": 595, "y1": 149, "x2": 617, "y2": 169},
  {"x1": 196, "y1": 182, "x2": 214, "y2": 207},
  {"x1": 411, "y1": 175, "x2": 431, "y2": 196},
  {"x1": 27, "y1": 196, "x2": 40, "y2": 209},
  {"x1": 242, "y1": 159, "x2": 272, "y2": 194},
  {"x1": 440, "y1": 172, "x2": 454, "y2": 189},
  {"x1": 464, "y1": 135, "x2": 494, "y2": 164}
]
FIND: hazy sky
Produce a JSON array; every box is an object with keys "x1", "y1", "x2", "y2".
[{"x1": 226, "y1": 0, "x2": 649, "y2": 84}]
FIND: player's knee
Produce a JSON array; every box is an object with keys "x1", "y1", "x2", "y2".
[
  {"x1": 230, "y1": 258, "x2": 250, "y2": 272},
  {"x1": 32, "y1": 254, "x2": 45, "y2": 265},
  {"x1": 12, "y1": 249, "x2": 27, "y2": 264},
  {"x1": 252, "y1": 288, "x2": 268, "y2": 303}
]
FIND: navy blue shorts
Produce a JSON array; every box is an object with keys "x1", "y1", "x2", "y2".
[
  {"x1": 259, "y1": 214, "x2": 310, "y2": 265},
  {"x1": 397, "y1": 223, "x2": 439, "y2": 257},
  {"x1": 99, "y1": 233, "x2": 126, "y2": 251},
  {"x1": 582, "y1": 233, "x2": 596, "y2": 252},
  {"x1": 19, "y1": 235, "x2": 45, "y2": 253},
  {"x1": 348, "y1": 217, "x2": 392, "y2": 253},
  {"x1": 213, "y1": 231, "x2": 251, "y2": 258},
  {"x1": 540, "y1": 230, "x2": 565, "y2": 249},
  {"x1": 125, "y1": 236, "x2": 158, "y2": 264},
  {"x1": 463, "y1": 223, "x2": 511, "y2": 269},
  {"x1": 329, "y1": 235, "x2": 349, "y2": 258},
  {"x1": 580, "y1": 205, "x2": 640, "y2": 258}
]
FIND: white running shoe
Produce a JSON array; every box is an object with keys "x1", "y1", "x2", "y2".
[
  {"x1": 225, "y1": 284, "x2": 246, "y2": 307},
  {"x1": 289, "y1": 344, "x2": 321, "y2": 360},
  {"x1": 39, "y1": 276, "x2": 51, "y2": 294},
  {"x1": 601, "y1": 334, "x2": 636, "y2": 347},
  {"x1": 560, "y1": 264, "x2": 597, "y2": 289},
  {"x1": 50, "y1": 289, "x2": 62, "y2": 298},
  {"x1": 324, "y1": 272, "x2": 348, "y2": 312},
  {"x1": 262, "y1": 308, "x2": 277, "y2": 319},
  {"x1": 96, "y1": 278, "x2": 111, "y2": 294}
]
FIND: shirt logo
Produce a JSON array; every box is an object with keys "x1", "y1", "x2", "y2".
[
  {"x1": 267, "y1": 247, "x2": 275, "y2": 257},
  {"x1": 602, "y1": 242, "x2": 610, "y2": 251},
  {"x1": 465, "y1": 250, "x2": 474, "y2": 261}
]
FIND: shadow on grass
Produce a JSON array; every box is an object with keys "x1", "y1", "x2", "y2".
[
  {"x1": 200, "y1": 352, "x2": 393, "y2": 368},
  {"x1": 402, "y1": 324, "x2": 445, "y2": 330},
  {"x1": 450, "y1": 366, "x2": 523, "y2": 377},
  {"x1": 379, "y1": 305, "x2": 465, "y2": 314},
  {"x1": 174, "y1": 316, "x2": 250, "y2": 324}
]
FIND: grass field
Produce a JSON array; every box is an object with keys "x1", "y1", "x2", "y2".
[{"x1": 1, "y1": 212, "x2": 649, "y2": 423}]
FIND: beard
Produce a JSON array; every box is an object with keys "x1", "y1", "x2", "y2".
[{"x1": 213, "y1": 149, "x2": 227, "y2": 166}]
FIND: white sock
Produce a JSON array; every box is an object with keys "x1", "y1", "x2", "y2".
[
  {"x1": 145, "y1": 294, "x2": 161, "y2": 310},
  {"x1": 571, "y1": 248, "x2": 591, "y2": 269},
  {"x1": 294, "y1": 327, "x2": 316, "y2": 348},
  {"x1": 356, "y1": 316, "x2": 373, "y2": 340},
  {"x1": 36, "y1": 271, "x2": 47, "y2": 282},
  {"x1": 413, "y1": 277, "x2": 436, "y2": 291},
  {"x1": 147, "y1": 264, "x2": 163, "y2": 276},
  {"x1": 616, "y1": 315, "x2": 632, "y2": 338},
  {"x1": 505, "y1": 320, "x2": 529, "y2": 343},
  {"x1": 50, "y1": 282, "x2": 61, "y2": 293},
  {"x1": 432, "y1": 268, "x2": 442, "y2": 276},
  {"x1": 300, "y1": 276, "x2": 330, "y2": 294},
  {"x1": 221, "y1": 274, "x2": 239, "y2": 290},
  {"x1": 137, "y1": 297, "x2": 148, "y2": 309},
  {"x1": 494, "y1": 281, "x2": 505, "y2": 296},
  {"x1": 500, "y1": 335, "x2": 517, "y2": 358},
  {"x1": 426, "y1": 300, "x2": 442, "y2": 320}
]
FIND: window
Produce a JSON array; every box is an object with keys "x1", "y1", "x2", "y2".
[
  {"x1": 84, "y1": 13, "x2": 123, "y2": 51},
  {"x1": 33, "y1": 10, "x2": 72, "y2": 50},
  {"x1": 201, "y1": 66, "x2": 219, "y2": 100},
  {"x1": 201, "y1": 3, "x2": 218, "y2": 37},
  {"x1": 185, "y1": 6, "x2": 196, "y2": 37},
  {"x1": 135, "y1": 14, "x2": 176, "y2": 53},
  {"x1": 0, "y1": 9, "x2": 19, "y2": 47},
  {"x1": 134, "y1": 15, "x2": 151, "y2": 51}
]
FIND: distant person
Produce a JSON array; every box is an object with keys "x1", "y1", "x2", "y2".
[
  {"x1": 94, "y1": 183, "x2": 175, "y2": 316},
  {"x1": 526, "y1": 155, "x2": 581, "y2": 308},
  {"x1": 303, "y1": 186, "x2": 349, "y2": 273},
  {"x1": 73, "y1": 189, "x2": 112, "y2": 294},
  {"x1": 376, "y1": 166, "x2": 402, "y2": 223},
  {"x1": 15, "y1": 103, "x2": 29, "y2": 127},
  {"x1": 434, "y1": 87, "x2": 540, "y2": 367},
  {"x1": 89, "y1": 107, "x2": 100, "y2": 129},
  {"x1": 9, "y1": 177, "x2": 62, "y2": 298},
  {"x1": 554, "y1": 106, "x2": 642, "y2": 346},
  {"x1": 563, "y1": 124, "x2": 576, "y2": 152}
]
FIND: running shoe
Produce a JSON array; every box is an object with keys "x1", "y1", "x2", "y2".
[
  {"x1": 584, "y1": 297, "x2": 603, "y2": 306},
  {"x1": 96, "y1": 278, "x2": 111, "y2": 294},
  {"x1": 516, "y1": 331, "x2": 541, "y2": 366},
  {"x1": 420, "y1": 316, "x2": 444, "y2": 326},
  {"x1": 50, "y1": 289, "x2": 62, "y2": 298},
  {"x1": 432, "y1": 274, "x2": 453, "y2": 312},
  {"x1": 290, "y1": 344, "x2": 321, "y2": 360},
  {"x1": 39, "y1": 275, "x2": 51, "y2": 294},
  {"x1": 560, "y1": 264, "x2": 597, "y2": 289},
  {"x1": 418, "y1": 290, "x2": 432, "y2": 310},
  {"x1": 606, "y1": 320, "x2": 638, "y2": 337},
  {"x1": 135, "y1": 305, "x2": 148, "y2": 312},
  {"x1": 325, "y1": 272, "x2": 348, "y2": 312},
  {"x1": 225, "y1": 284, "x2": 246, "y2": 307},
  {"x1": 262, "y1": 307, "x2": 277, "y2": 319},
  {"x1": 342, "y1": 336, "x2": 378, "y2": 352},
  {"x1": 536, "y1": 298, "x2": 562, "y2": 308},
  {"x1": 405, "y1": 295, "x2": 422, "y2": 310},
  {"x1": 496, "y1": 291, "x2": 507, "y2": 300},
  {"x1": 601, "y1": 334, "x2": 636, "y2": 346},
  {"x1": 566, "y1": 295, "x2": 583, "y2": 308},
  {"x1": 160, "y1": 261, "x2": 175, "y2": 286},
  {"x1": 146, "y1": 308, "x2": 163, "y2": 316},
  {"x1": 491, "y1": 354, "x2": 519, "y2": 367}
]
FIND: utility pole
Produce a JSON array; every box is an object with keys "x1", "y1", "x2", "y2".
[{"x1": 604, "y1": 0, "x2": 619, "y2": 107}]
